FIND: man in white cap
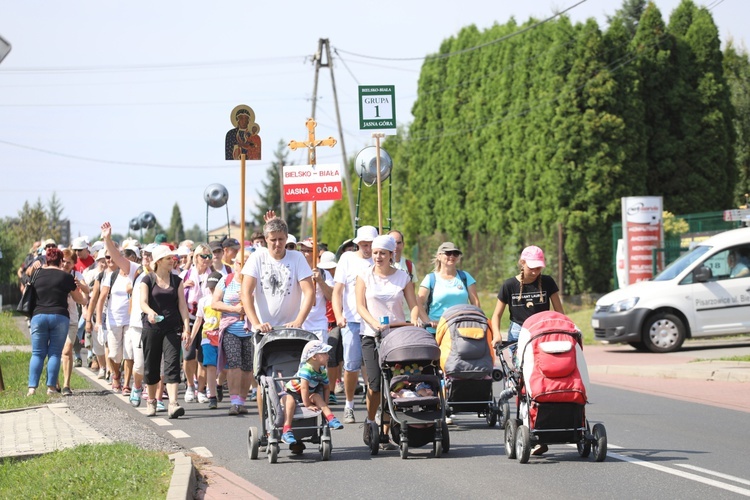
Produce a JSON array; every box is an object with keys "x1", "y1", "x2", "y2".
[
  {"x1": 332, "y1": 225, "x2": 377, "y2": 424},
  {"x1": 72, "y1": 237, "x2": 94, "y2": 274}
]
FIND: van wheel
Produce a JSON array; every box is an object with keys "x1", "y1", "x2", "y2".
[{"x1": 643, "y1": 312, "x2": 686, "y2": 353}]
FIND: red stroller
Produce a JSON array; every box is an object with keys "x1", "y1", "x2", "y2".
[{"x1": 502, "y1": 311, "x2": 607, "y2": 463}]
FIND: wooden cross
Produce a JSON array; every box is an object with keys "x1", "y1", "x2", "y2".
[
  {"x1": 288, "y1": 118, "x2": 337, "y2": 165},
  {"x1": 288, "y1": 118, "x2": 337, "y2": 263}
]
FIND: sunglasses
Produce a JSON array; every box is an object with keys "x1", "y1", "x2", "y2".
[
  {"x1": 45, "y1": 244, "x2": 56, "y2": 249},
  {"x1": 285, "y1": 244, "x2": 297, "y2": 250},
  {"x1": 443, "y1": 251, "x2": 461, "y2": 257},
  {"x1": 199, "y1": 254, "x2": 212, "y2": 259},
  {"x1": 104, "y1": 255, "x2": 112, "y2": 260}
]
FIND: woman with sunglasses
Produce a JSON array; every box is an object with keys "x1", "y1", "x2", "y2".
[
  {"x1": 418, "y1": 242, "x2": 481, "y2": 334},
  {"x1": 180, "y1": 243, "x2": 215, "y2": 403},
  {"x1": 59, "y1": 249, "x2": 90, "y2": 396},
  {"x1": 27, "y1": 247, "x2": 87, "y2": 396}
]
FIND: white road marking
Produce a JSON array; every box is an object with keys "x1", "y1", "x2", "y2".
[
  {"x1": 607, "y1": 451, "x2": 750, "y2": 497},
  {"x1": 192, "y1": 447, "x2": 213, "y2": 457},
  {"x1": 151, "y1": 418, "x2": 172, "y2": 427},
  {"x1": 168, "y1": 430, "x2": 190, "y2": 439},
  {"x1": 676, "y1": 464, "x2": 750, "y2": 487}
]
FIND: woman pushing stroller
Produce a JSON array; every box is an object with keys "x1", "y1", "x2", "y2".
[{"x1": 355, "y1": 234, "x2": 431, "y2": 450}]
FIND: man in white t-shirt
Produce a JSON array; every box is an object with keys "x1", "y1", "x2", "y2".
[
  {"x1": 241, "y1": 217, "x2": 315, "y2": 331},
  {"x1": 332, "y1": 225, "x2": 377, "y2": 424}
]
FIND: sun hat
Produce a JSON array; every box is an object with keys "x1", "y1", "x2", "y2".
[
  {"x1": 286, "y1": 234, "x2": 297, "y2": 246},
  {"x1": 317, "y1": 251, "x2": 337, "y2": 270},
  {"x1": 71, "y1": 237, "x2": 88, "y2": 250},
  {"x1": 521, "y1": 245, "x2": 546, "y2": 268},
  {"x1": 90, "y1": 241, "x2": 105, "y2": 253},
  {"x1": 122, "y1": 245, "x2": 141, "y2": 259},
  {"x1": 176, "y1": 246, "x2": 191, "y2": 257},
  {"x1": 437, "y1": 242, "x2": 462, "y2": 255},
  {"x1": 372, "y1": 235, "x2": 396, "y2": 253},
  {"x1": 352, "y1": 225, "x2": 378, "y2": 244},
  {"x1": 143, "y1": 243, "x2": 159, "y2": 254},
  {"x1": 95, "y1": 249, "x2": 107, "y2": 261},
  {"x1": 149, "y1": 245, "x2": 177, "y2": 271},
  {"x1": 301, "y1": 340, "x2": 332, "y2": 362},
  {"x1": 300, "y1": 238, "x2": 314, "y2": 249},
  {"x1": 43, "y1": 238, "x2": 57, "y2": 247}
]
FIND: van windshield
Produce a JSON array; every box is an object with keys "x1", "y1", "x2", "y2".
[{"x1": 653, "y1": 245, "x2": 712, "y2": 281}]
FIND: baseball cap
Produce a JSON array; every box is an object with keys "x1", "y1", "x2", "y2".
[
  {"x1": 300, "y1": 340, "x2": 332, "y2": 362},
  {"x1": 209, "y1": 240, "x2": 223, "y2": 251},
  {"x1": 206, "y1": 271, "x2": 223, "y2": 288},
  {"x1": 437, "y1": 242, "x2": 462, "y2": 255},
  {"x1": 222, "y1": 237, "x2": 240, "y2": 249},
  {"x1": 90, "y1": 241, "x2": 105, "y2": 253},
  {"x1": 352, "y1": 225, "x2": 378, "y2": 244},
  {"x1": 372, "y1": 235, "x2": 396, "y2": 252},
  {"x1": 520, "y1": 245, "x2": 546, "y2": 268},
  {"x1": 300, "y1": 238, "x2": 314, "y2": 249},
  {"x1": 43, "y1": 238, "x2": 57, "y2": 247},
  {"x1": 122, "y1": 246, "x2": 141, "y2": 259},
  {"x1": 317, "y1": 251, "x2": 337, "y2": 270}
]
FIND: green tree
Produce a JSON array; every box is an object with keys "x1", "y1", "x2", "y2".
[
  {"x1": 724, "y1": 39, "x2": 750, "y2": 205},
  {"x1": 184, "y1": 223, "x2": 206, "y2": 244},
  {"x1": 607, "y1": 0, "x2": 647, "y2": 37},
  {"x1": 250, "y1": 140, "x2": 302, "y2": 236},
  {"x1": 168, "y1": 203, "x2": 186, "y2": 243}
]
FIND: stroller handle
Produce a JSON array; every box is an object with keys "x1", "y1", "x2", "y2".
[{"x1": 494, "y1": 340, "x2": 516, "y2": 357}]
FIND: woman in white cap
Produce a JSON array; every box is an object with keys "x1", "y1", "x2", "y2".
[
  {"x1": 355, "y1": 234, "x2": 430, "y2": 450},
  {"x1": 139, "y1": 245, "x2": 191, "y2": 418}
]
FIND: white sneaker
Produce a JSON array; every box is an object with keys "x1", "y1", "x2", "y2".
[
  {"x1": 97, "y1": 368, "x2": 106, "y2": 379},
  {"x1": 445, "y1": 416, "x2": 454, "y2": 425},
  {"x1": 343, "y1": 407, "x2": 356, "y2": 424},
  {"x1": 185, "y1": 386, "x2": 195, "y2": 403},
  {"x1": 197, "y1": 391, "x2": 208, "y2": 404}
]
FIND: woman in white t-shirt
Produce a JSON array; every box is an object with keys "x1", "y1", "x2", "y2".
[{"x1": 355, "y1": 235, "x2": 430, "y2": 449}]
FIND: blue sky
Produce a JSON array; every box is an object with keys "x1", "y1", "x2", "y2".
[{"x1": 0, "y1": 0, "x2": 745, "y2": 243}]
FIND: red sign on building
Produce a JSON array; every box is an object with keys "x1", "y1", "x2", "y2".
[{"x1": 283, "y1": 164, "x2": 342, "y2": 203}]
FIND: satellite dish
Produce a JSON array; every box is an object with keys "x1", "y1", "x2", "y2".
[
  {"x1": 129, "y1": 217, "x2": 141, "y2": 231},
  {"x1": 139, "y1": 211, "x2": 156, "y2": 229},
  {"x1": 354, "y1": 146, "x2": 392, "y2": 187},
  {"x1": 204, "y1": 183, "x2": 229, "y2": 208}
]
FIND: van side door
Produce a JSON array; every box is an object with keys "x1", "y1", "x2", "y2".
[{"x1": 689, "y1": 244, "x2": 750, "y2": 337}]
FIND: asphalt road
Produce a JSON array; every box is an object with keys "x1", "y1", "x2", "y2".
[{"x1": 139, "y1": 381, "x2": 749, "y2": 499}]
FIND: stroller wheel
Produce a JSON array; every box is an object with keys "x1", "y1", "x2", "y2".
[
  {"x1": 592, "y1": 423, "x2": 607, "y2": 462},
  {"x1": 268, "y1": 443, "x2": 279, "y2": 464},
  {"x1": 399, "y1": 440, "x2": 409, "y2": 459},
  {"x1": 441, "y1": 420, "x2": 450, "y2": 453},
  {"x1": 247, "y1": 426, "x2": 260, "y2": 460},
  {"x1": 320, "y1": 439, "x2": 332, "y2": 461},
  {"x1": 369, "y1": 421, "x2": 380, "y2": 456},
  {"x1": 433, "y1": 440, "x2": 443, "y2": 458},
  {"x1": 504, "y1": 419, "x2": 518, "y2": 459},
  {"x1": 516, "y1": 425, "x2": 531, "y2": 464},
  {"x1": 577, "y1": 425, "x2": 592, "y2": 458},
  {"x1": 486, "y1": 408, "x2": 498, "y2": 427}
]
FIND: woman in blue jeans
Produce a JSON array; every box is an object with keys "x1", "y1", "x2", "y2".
[{"x1": 27, "y1": 247, "x2": 86, "y2": 396}]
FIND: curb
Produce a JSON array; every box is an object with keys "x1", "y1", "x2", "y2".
[
  {"x1": 167, "y1": 452, "x2": 197, "y2": 500},
  {"x1": 588, "y1": 362, "x2": 750, "y2": 383}
]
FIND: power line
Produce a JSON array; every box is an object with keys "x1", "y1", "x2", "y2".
[{"x1": 333, "y1": 0, "x2": 589, "y2": 62}]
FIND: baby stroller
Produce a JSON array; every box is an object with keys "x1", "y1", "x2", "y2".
[
  {"x1": 246, "y1": 328, "x2": 333, "y2": 463},
  {"x1": 435, "y1": 304, "x2": 509, "y2": 427},
  {"x1": 502, "y1": 311, "x2": 607, "y2": 463},
  {"x1": 369, "y1": 326, "x2": 450, "y2": 459}
]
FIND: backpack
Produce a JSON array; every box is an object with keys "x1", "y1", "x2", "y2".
[
  {"x1": 435, "y1": 304, "x2": 493, "y2": 379},
  {"x1": 425, "y1": 270, "x2": 469, "y2": 316},
  {"x1": 405, "y1": 259, "x2": 414, "y2": 281}
]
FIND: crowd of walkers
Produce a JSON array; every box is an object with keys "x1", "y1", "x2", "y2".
[{"x1": 19, "y1": 215, "x2": 563, "y2": 450}]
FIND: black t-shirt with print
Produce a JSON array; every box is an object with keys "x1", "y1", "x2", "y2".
[{"x1": 498, "y1": 274, "x2": 559, "y2": 325}]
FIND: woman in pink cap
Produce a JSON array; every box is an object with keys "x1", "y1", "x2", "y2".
[{"x1": 490, "y1": 245, "x2": 564, "y2": 350}]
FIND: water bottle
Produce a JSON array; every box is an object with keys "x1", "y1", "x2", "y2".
[
  {"x1": 155, "y1": 315, "x2": 165, "y2": 323},
  {"x1": 379, "y1": 315, "x2": 390, "y2": 338}
]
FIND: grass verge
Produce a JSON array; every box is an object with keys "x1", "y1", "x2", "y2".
[
  {"x1": 0, "y1": 442, "x2": 172, "y2": 498},
  {"x1": 0, "y1": 351, "x2": 91, "y2": 411},
  {"x1": 0, "y1": 312, "x2": 28, "y2": 345}
]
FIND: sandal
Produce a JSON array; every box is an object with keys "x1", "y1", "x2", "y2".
[{"x1": 122, "y1": 386, "x2": 131, "y2": 396}]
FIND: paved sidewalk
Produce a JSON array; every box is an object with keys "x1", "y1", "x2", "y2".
[{"x1": 0, "y1": 403, "x2": 110, "y2": 458}]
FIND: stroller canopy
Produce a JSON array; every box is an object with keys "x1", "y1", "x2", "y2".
[
  {"x1": 253, "y1": 328, "x2": 319, "y2": 378},
  {"x1": 379, "y1": 326, "x2": 440, "y2": 365}
]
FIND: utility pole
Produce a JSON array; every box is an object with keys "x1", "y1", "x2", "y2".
[{"x1": 309, "y1": 38, "x2": 356, "y2": 234}]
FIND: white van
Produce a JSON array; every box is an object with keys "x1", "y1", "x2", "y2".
[{"x1": 592, "y1": 226, "x2": 750, "y2": 352}]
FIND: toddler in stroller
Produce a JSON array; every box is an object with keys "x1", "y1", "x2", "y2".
[
  {"x1": 435, "y1": 304, "x2": 508, "y2": 427},
  {"x1": 503, "y1": 311, "x2": 607, "y2": 463},
  {"x1": 373, "y1": 326, "x2": 450, "y2": 459},
  {"x1": 247, "y1": 329, "x2": 340, "y2": 463}
]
